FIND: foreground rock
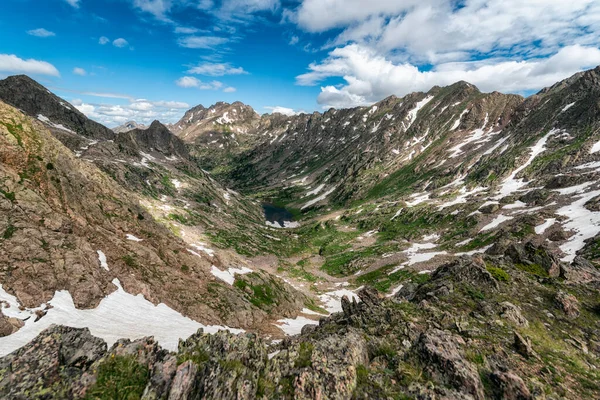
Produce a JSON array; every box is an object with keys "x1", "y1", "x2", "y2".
[{"x1": 2, "y1": 249, "x2": 600, "y2": 399}]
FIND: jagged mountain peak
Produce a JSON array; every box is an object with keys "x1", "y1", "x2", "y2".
[
  {"x1": 113, "y1": 120, "x2": 147, "y2": 133},
  {"x1": 0, "y1": 74, "x2": 115, "y2": 144}
]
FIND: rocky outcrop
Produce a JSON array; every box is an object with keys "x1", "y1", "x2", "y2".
[
  {"x1": 554, "y1": 290, "x2": 580, "y2": 319},
  {"x1": 417, "y1": 329, "x2": 485, "y2": 400},
  {"x1": 490, "y1": 370, "x2": 532, "y2": 400}
]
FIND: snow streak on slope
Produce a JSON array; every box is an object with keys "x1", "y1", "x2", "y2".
[
  {"x1": 494, "y1": 131, "x2": 554, "y2": 199},
  {"x1": 557, "y1": 190, "x2": 600, "y2": 262},
  {"x1": 405, "y1": 96, "x2": 434, "y2": 131}
]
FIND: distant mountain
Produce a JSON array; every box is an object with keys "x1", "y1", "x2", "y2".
[
  {"x1": 3, "y1": 68, "x2": 600, "y2": 399},
  {"x1": 113, "y1": 120, "x2": 147, "y2": 133}
]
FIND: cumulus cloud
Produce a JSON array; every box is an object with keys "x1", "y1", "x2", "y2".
[
  {"x1": 72, "y1": 96, "x2": 190, "y2": 127},
  {"x1": 99, "y1": 36, "x2": 110, "y2": 45},
  {"x1": 265, "y1": 106, "x2": 299, "y2": 116},
  {"x1": 175, "y1": 76, "x2": 227, "y2": 90},
  {"x1": 292, "y1": 0, "x2": 600, "y2": 64},
  {"x1": 64, "y1": 0, "x2": 80, "y2": 8},
  {"x1": 186, "y1": 62, "x2": 248, "y2": 76},
  {"x1": 112, "y1": 38, "x2": 129, "y2": 48},
  {"x1": 177, "y1": 36, "x2": 229, "y2": 49},
  {"x1": 73, "y1": 67, "x2": 87, "y2": 76},
  {"x1": 132, "y1": 0, "x2": 173, "y2": 21},
  {"x1": 27, "y1": 28, "x2": 56, "y2": 38},
  {"x1": 0, "y1": 54, "x2": 60, "y2": 77},
  {"x1": 296, "y1": 44, "x2": 600, "y2": 109},
  {"x1": 223, "y1": 86, "x2": 237, "y2": 93}
]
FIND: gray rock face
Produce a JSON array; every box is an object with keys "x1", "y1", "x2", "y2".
[
  {"x1": 0, "y1": 325, "x2": 107, "y2": 399},
  {"x1": 115, "y1": 120, "x2": 190, "y2": 160},
  {"x1": 0, "y1": 75, "x2": 115, "y2": 142}
]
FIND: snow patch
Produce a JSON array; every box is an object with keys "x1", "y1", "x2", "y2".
[
  {"x1": 494, "y1": 131, "x2": 554, "y2": 199},
  {"x1": 405, "y1": 96, "x2": 434, "y2": 131},
  {"x1": 126, "y1": 234, "x2": 143, "y2": 242},
  {"x1": 480, "y1": 215, "x2": 514, "y2": 231},
  {"x1": 535, "y1": 219, "x2": 556, "y2": 235},
  {"x1": 210, "y1": 265, "x2": 253, "y2": 285},
  {"x1": 0, "y1": 278, "x2": 243, "y2": 357},
  {"x1": 557, "y1": 190, "x2": 600, "y2": 262},
  {"x1": 97, "y1": 250, "x2": 109, "y2": 271}
]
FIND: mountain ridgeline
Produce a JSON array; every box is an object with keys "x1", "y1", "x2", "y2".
[{"x1": 0, "y1": 68, "x2": 600, "y2": 398}]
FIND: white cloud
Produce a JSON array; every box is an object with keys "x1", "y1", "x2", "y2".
[
  {"x1": 153, "y1": 100, "x2": 190, "y2": 108},
  {"x1": 112, "y1": 38, "x2": 129, "y2": 48},
  {"x1": 293, "y1": 0, "x2": 600, "y2": 64},
  {"x1": 265, "y1": 106, "x2": 298, "y2": 116},
  {"x1": 219, "y1": 0, "x2": 280, "y2": 15},
  {"x1": 187, "y1": 62, "x2": 248, "y2": 76},
  {"x1": 223, "y1": 86, "x2": 237, "y2": 93},
  {"x1": 64, "y1": 0, "x2": 80, "y2": 8},
  {"x1": 177, "y1": 36, "x2": 229, "y2": 49},
  {"x1": 73, "y1": 96, "x2": 190, "y2": 128},
  {"x1": 175, "y1": 76, "x2": 225, "y2": 90},
  {"x1": 73, "y1": 67, "x2": 87, "y2": 76},
  {"x1": 174, "y1": 26, "x2": 199, "y2": 34},
  {"x1": 132, "y1": 0, "x2": 173, "y2": 21},
  {"x1": 289, "y1": 35, "x2": 299, "y2": 45},
  {"x1": 99, "y1": 36, "x2": 110, "y2": 45},
  {"x1": 26, "y1": 28, "x2": 56, "y2": 38},
  {"x1": 296, "y1": 44, "x2": 600, "y2": 109},
  {"x1": 0, "y1": 54, "x2": 60, "y2": 77}
]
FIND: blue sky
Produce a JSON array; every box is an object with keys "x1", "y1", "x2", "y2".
[{"x1": 1, "y1": 0, "x2": 600, "y2": 127}]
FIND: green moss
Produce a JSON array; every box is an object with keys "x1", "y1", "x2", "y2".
[
  {"x1": 180, "y1": 265, "x2": 190, "y2": 273},
  {"x1": 486, "y1": 265, "x2": 510, "y2": 282},
  {"x1": 0, "y1": 190, "x2": 16, "y2": 202},
  {"x1": 122, "y1": 254, "x2": 137, "y2": 268},
  {"x1": 85, "y1": 355, "x2": 149, "y2": 400},
  {"x1": 177, "y1": 345, "x2": 210, "y2": 366},
  {"x1": 2, "y1": 122, "x2": 24, "y2": 147},
  {"x1": 355, "y1": 265, "x2": 429, "y2": 292},
  {"x1": 295, "y1": 343, "x2": 314, "y2": 368},
  {"x1": 234, "y1": 276, "x2": 277, "y2": 309},
  {"x1": 2, "y1": 225, "x2": 16, "y2": 240},
  {"x1": 515, "y1": 262, "x2": 549, "y2": 277}
]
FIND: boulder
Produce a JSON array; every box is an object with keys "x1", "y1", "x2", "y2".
[
  {"x1": 417, "y1": 329, "x2": 484, "y2": 400},
  {"x1": 555, "y1": 290, "x2": 580, "y2": 319},
  {"x1": 490, "y1": 370, "x2": 532, "y2": 400}
]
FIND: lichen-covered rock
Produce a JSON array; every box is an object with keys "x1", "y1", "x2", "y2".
[
  {"x1": 499, "y1": 302, "x2": 529, "y2": 327},
  {"x1": 417, "y1": 329, "x2": 485, "y2": 400},
  {"x1": 490, "y1": 370, "x2": 532, "y2": 400},
  {"x1": 554, "y1": 290, "x2": 580, "y2": 319},
  {"x1": 0, "y1": 325, "x2": 107, "y2": 399}
]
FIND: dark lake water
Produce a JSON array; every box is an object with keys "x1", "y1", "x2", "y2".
[{"x1": 262, "y1": 203, "x2": 294, "y2": 226}]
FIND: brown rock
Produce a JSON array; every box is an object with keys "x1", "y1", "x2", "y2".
[
  {"x1": 554, "y1": 291, "x2": 580, "y2": 319},
  {"x1": 490, "y1": 370, "x2": 532, "y2": 400},
  {"x1": 514, "y1": 331, "x2": 535, "y2": 359}
]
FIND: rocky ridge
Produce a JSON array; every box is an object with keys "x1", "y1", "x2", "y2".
[{"x1": 2, "y1": 243, "x2": 600, "y2": 398}]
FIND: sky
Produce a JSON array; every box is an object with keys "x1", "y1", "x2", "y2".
[{"x1": 1, "y1": 0, "x2": 600, "y2": 127}]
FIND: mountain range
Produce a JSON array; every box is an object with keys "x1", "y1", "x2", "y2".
[{"x1": 0, "y1": 68, "x2": 599, "y2": 398}]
